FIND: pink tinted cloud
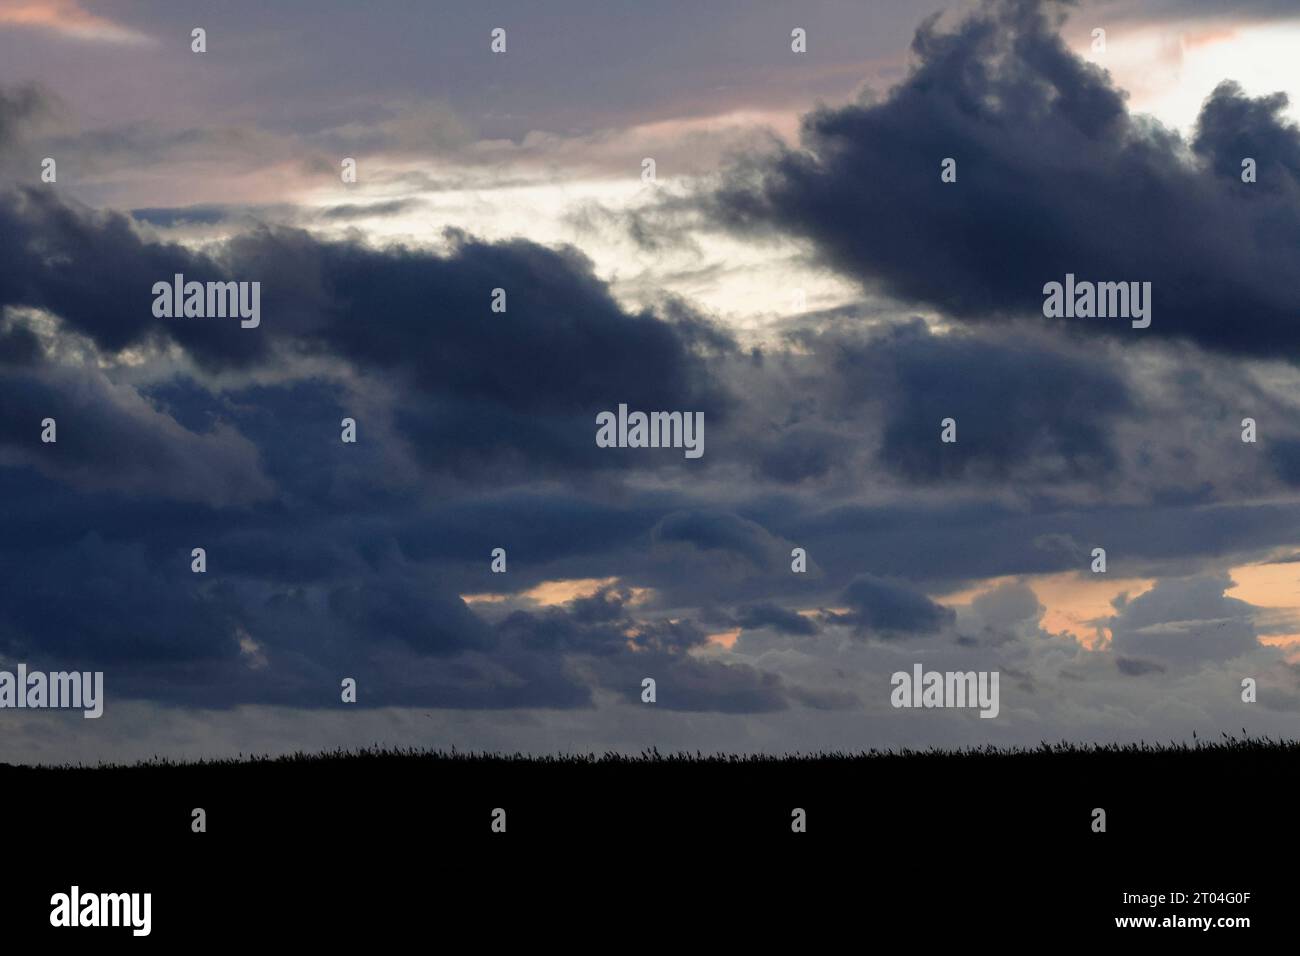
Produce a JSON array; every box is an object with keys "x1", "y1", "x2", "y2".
[{"x1": 0, "y1": 0, "x2": 151, "y2": 44}]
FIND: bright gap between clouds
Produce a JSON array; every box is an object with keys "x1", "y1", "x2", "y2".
[
  {"x1": 296, "y1": 170, "x2": 860, "y2": 344},
  {"x1": 1076, "y1": 19, "x2": 1300, "y2": 135}
]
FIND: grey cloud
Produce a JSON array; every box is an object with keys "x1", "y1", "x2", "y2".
[
  {"x1": 1107, "y1": 575, "x2": 1260, "y2": 666},
  {"x1": 709, "y1": 0, "x2": 1300, "y2": 360},
  {"x1": 833, "y1": 574, "x2": 956, "y2": 637},
  {"x1": 1116, "y1": 657, "x2": 1167, "y2": 676}
]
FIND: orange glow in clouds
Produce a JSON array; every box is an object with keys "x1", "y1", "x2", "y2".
[{"x1": 0, "y1": 0, "x2": 150, "y2": 43}]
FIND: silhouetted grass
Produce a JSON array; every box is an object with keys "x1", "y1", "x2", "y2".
[
  {"x1": 4, "y1": 730, "x2": 1294, "y2": 904},
  {"x1": 8, "y1": 730, "x2": 1296, "y2": 772}
]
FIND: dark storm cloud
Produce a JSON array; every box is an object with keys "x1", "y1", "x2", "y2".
[
  {"x1": 748, "y1": 494, "x2": 1300, "y2": 596},
  {"x1": 0, "y1": 186, "x2": 731, "y2": 403},
  {"x1": 130, "y1": 204, "x2": 237, "y2": 227},
  {"x1": 1193, "y1": 81, "x2": 1300, "y2": 189},
  {"x1": 0, "y1": 350, "x2": 273, "y2": 506},
  {"x1": 755, "y1": 425, "x2": 844, "y2": 483},
  {"x1": 0, "y1": 198, "x2": 771, "y2": 714},
  {"x1": 495, "y1": 585, "x2": 790, "y2": 712},
  {"x1": 230, "y1": 228, "x2": 726, "y2": 414},
  {"x1": 0, "y1": 183, "x2": 732, "y2": 486},
  {"x1": 0, "y1": 450, "x2": 786, "y2": 710},
  {"x1": 0, "y1": 174, "x2": 1289, "y2": 717},
  {"x1": 710, "y1": 0, "x2": 1300, "y2": 359},
  {"x1": 2, "y1": 0, "x2": 1299, "y2": 744},
  {"x1": 1267, "y1": 439, "x2": 1300, "y2": 486},
  {"x1": 0, "y1": 532, "x2": 240, "y2": 666},
  {"x1": 317, "y1": 199, "x2": 427, "y2": 221},
  {"x1": 735, "y1": 602, "x2": 819, "y2": 636},
  {"x1": 0, "y1": 361, "x2": 786, "y2": 712},
  {"x1": 0, "y1": 314, "x2": 41, "y2": 366},
  {"x1": 328, "y1": 578, "x2": 494, "y2": 657},
  {"x1": 650, "y1": 510, "x2": 788, "y2": 571},
  {"x1": 1116, "y1": 657, "x2": 1166, "y2": 676},
  {"x1": 0, "y1": 188, "x2": 264, "y2": 367},
  {"x1": 832, "y1": 319, "x2": 1131, "y2": 483},
  {"x1": 832, "y1": 574, "x2": 956, "y2": 636},
  {"x1": 0, "y1": 168, "x2": 754, "y2": 710}
]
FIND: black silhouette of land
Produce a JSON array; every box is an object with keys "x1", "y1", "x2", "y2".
[{"x1": 5, "y1": 735, "x2": 1293, "y2": 940}]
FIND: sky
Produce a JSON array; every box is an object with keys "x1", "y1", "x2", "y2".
[{"x1": 2, "y1": 0, "x2": 1300, "y2": 763}]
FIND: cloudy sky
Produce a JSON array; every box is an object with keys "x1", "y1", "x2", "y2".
[{"x1": 2, "y1": 0, "x2": 1300, "y2": 763}]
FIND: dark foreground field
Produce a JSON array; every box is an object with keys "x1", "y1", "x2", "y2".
[{"x1": 3, "y1": 736, "x2": 1294, "y2": 941}]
